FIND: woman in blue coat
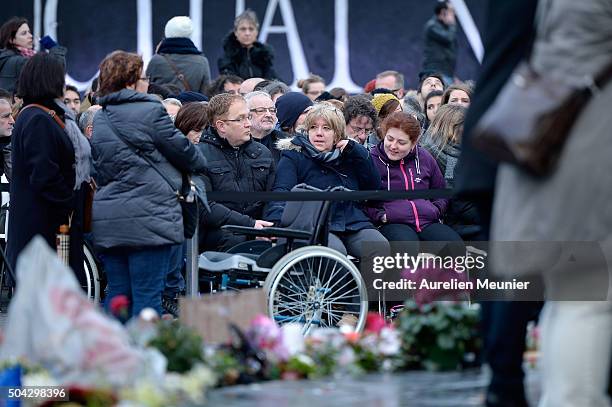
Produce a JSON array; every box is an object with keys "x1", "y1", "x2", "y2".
[{"x1": 266, "y1": 103, "x2": 388, "y2": 257}]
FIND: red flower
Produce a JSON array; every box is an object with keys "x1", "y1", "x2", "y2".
[
  {"x1": 365, "y1": 312, "x2": 387, "y2": 334},
  {"x1": 109, "y1": 295, "x2": 130, "y2": 316}
]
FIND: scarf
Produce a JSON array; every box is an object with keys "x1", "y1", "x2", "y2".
[
  {"x1": 16, "y1": 46, "x2": 36, "y2": 58},
  {"x1": 56, "y1": 99, "x2": 92, "y2": 189},
  {"x1": 157, "y1": 38, "x2": 201, "y2": 55},
  {"x1": 423, "y1": 139, "x2": 461, "y2": 187},
  {"x1": 293, "y1": 134, "x2": 341, "y2": 164}
]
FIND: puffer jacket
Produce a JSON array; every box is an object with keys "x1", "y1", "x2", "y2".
[
  {"x1": 217, "y1": 32, "x2": 278, "y2": 80},
  {"x1": 198, "y1": 127, "x2": 275, "y2": 227},
  {"x1": 91, "y1": 89, "x2": 207, "y2": 250},
  {"x1": 265, "y1": 136, "x2": 380, "y2": 232},
  {"x1": 146, "y1": 37, "x2": 211, "y2": 93},
  {"x1": 366, "y1": 142, "x2": 448, "y2": 232},
  {"x1": 0, "y1": 46, "x2": 67, "y2": 93}
]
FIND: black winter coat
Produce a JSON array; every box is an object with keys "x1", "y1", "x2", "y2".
[
  {"x1": 217, "y1": 32, "x2": 278, "y2": 80},
  {"x1": 258, "y1": 129, "x2": 290, "y2": 163},
  {"x1": 91, "y1": 89, "x2": 207, "y2": 251},
  {"x1": 6, "y1": 100, "x2": 81, "y2": 274},
  {"x1": 198, "y1": 127, "x2": 275, "y2": 227},
  {"x1": 421, "y1": 16, "x2": 457, "y2": 78}
]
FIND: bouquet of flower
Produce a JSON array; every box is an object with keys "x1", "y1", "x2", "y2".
[{"x1": 398, "y1": 300, "x2": 481, "y2": 371}]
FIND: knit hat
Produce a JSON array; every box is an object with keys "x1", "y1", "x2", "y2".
[
  {"x1": 363, "y1": 79, "x2": 377, "y2": 93},
  {"x1": 371, "y1": 93, "x2": 400, "y2": 115},
  {"x1": 176, "y1": 91, "x2": 208, "y2": 104},
  {"x1": 275, "y1": 92, "x2": 313, "y2": 130},
  {"x1": 165, "y1": 16, "x2": 193, "y2": 39}
]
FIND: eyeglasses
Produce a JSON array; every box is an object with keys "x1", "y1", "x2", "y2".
[
  {"x1": 349, "y1": 124, "x2": 373, "y2": 135},
  {"x1": 220, "y1": 115, "x2": 250, "y2": 124},
  {"x1": 249, "y1": 107, "x2": 277, "y2": 115}
]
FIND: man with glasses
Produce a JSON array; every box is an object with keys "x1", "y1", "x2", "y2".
[
  {"x1": 245, "y1": 91, "x2": 287, "y2": 162},
  {"x1": 343, "y1": 95, "x2": 379, "y2": 149},
  {"x1": 198, "y1": 93, "x2": 275, "y2": 251},
  {"x1": 375, "y1": 71, "x2": 406, "y2": 99}
]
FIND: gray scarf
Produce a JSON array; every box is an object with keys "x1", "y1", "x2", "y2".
[{"x1": 56, "y1": 100, "x2": 92, "y2": 189}]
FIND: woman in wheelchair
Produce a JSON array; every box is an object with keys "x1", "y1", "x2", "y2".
[
  {"x1": 265, "y1": 103, "x2": 389, "y2": 259},
  {"x1": 365, "y1": 111, "x2": 463, "y2": 250}
]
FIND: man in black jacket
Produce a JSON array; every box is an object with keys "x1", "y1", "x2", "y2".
[
  {"x1": 421, "y1": 1, "x2": 457, "y2": 85},
  {"x1": 198, "y1": 93, "x2": 275, "y2": 252}
]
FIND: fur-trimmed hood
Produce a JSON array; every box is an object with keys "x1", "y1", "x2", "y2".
[
  {"x1": 275, "y1": 136, "x2": 302, "y2": 152},
  {"x1": 222, "y1": 32, "x2": 274, "y2": 65}
]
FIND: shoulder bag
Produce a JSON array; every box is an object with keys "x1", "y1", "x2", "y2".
[
  {"x1": 161, "y1": 54, "x2": 191, "y2": 91},
  {"x1": 472, "y1": 61, "x2": 612, "y2": 177},
  {"x1": 101, "y1": 109, "x2": 199, "y2": 238}
]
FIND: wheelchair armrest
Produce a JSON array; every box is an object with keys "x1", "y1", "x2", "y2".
[{"x1": 221, "y1": 225, "x2": 312, "y2": 240}]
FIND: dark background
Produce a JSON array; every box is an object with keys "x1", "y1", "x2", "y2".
[{"x1": 2, "y1": 0, "x2": 487, "y2": 89}]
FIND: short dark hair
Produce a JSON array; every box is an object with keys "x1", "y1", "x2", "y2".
[
  {"x1": 174, "y1": 102, "x2": 208, "y2": 135},
  {"x1": 417, "y1": 72, "x2": 446, "y2": 94},
  {"x1": 205, "y1": 74, "x2": 243, "y2": 98},
  {"x1": 434, "y1": 0, "x2": 450, "y2": 15},
  {"x1": 16, "y1": 53, "x2": 65, "y2": 101},
  {"x1": 343, "y1": 95, "x2": 378, "y2": 128},
  {"x1": 0, "y1": 17, "x2": 28, "y2": 50},
  {"x1": 64, "y1": 84, "x2": 80, "y2": 98},
  {"x1": 98, "y1": 51, "x2": 143, "y2": 97}
]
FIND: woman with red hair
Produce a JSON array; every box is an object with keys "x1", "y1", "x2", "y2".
[{"x1": 366, "y1": 111, "x2": 461, "y2": 245}]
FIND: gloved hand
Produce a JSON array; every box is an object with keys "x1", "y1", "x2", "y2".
[{"x1": 39, "y1": 35, "x2": 58, "y2": 50}]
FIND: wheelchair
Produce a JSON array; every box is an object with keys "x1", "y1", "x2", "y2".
[{"x1": 198, "y1": 185, "x2": 369, "y2": 334}]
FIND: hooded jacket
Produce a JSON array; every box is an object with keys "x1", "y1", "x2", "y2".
[
  {"x1": 366, "y1": 142, "x2": 448, "y2": 232},
  {"x1": 0, "y1": 46, "x2": 67, "y2": 93},
  {"x1": 217, "y1": 32, "x2": 278, "y2": 80},
  {"x1": 146, "y1": 37, "x2": 211, "y2": 93},
  {"x1": 265, "y1": 136, "x2": 380, "y2": 232},
  {"x1": 198, "y1": 127, "x2": 275, "y2": 228},
  {"x1": 91, "y1": 89, "x2": 207, "y2": 250}
]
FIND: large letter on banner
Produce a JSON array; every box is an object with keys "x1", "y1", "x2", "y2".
[
  {"x1": 257, "y1": 0, "x2": 309, "y2": 88},
  {"x1": 327, "y1": 0, "x2": 361, "y2": 93}
]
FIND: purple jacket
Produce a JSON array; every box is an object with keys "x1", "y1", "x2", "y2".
[{"x1": 366, "y1": 142, "x2": 448, "y2": 231}]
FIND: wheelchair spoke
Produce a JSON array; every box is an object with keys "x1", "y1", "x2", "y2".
[
  {"x1": 277, "y1": 281, "x2": 308, "y2": 298},
  {"x1": 326, "y1": 284, "x2": 360, "y2": 301}
]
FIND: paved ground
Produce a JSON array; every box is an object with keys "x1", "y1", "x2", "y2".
[{"x1": 208, "y1": 368, "x2": 541, "y2": 407}]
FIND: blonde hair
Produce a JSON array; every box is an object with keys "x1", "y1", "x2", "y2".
[
  {"x1": 303, "y1": 103, "x2": 346, "y2": 144},
  {"x1": 422, "y1": 104, "x2": 466, "y2": 152}
]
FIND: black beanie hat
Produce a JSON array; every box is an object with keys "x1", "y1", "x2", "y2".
[
  {"x1": 275, "y1": 92, "x2": 313, "y2": 130},
  {"x1": 176, "y1": 91, "x2": 209, "y2": 104}
]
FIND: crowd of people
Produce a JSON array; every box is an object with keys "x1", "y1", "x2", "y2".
[{"x1": 0, "y1": 0, "x2": 610, "y2": 406}]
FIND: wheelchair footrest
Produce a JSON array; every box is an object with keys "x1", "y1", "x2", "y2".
[{"x1": 198, "y1": 251, "x2": 271, "y2": 272}]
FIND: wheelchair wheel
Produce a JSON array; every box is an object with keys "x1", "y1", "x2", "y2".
[
  {"x1": 264, "y1": 246, "x2": 368, "y2": 335},
  {"x1": 82, "y1": 243, "x2": 101, "y2": 303}
]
